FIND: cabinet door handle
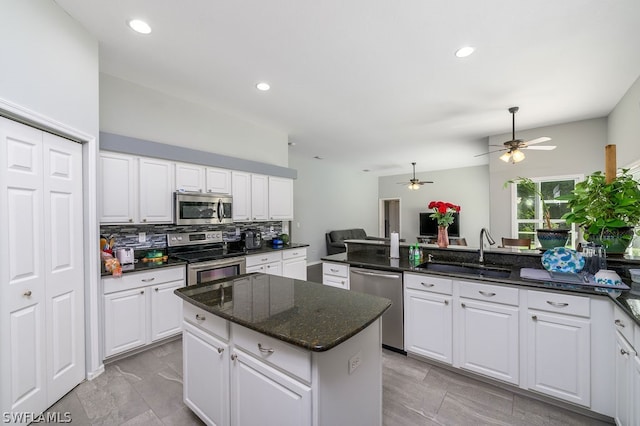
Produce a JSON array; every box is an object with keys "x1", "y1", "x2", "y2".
[
  {"x1": 154, "y1": 288, "x2": 159, "y2": 292},
  {"x1": 23, "y1": 290, "x2": 32, "y2": 297},
  {"x1": 444, "y1": 300, "x2": 449, "y2": 306},
  {"x1": 215, "y1": 346, "x2": 224, "y2": 354},
  {"x1": 230, "y1": 353, "x2": 237, "y2": 361},
  {"x1": 330, "y1": 268, "x2": 339, "y2": 272},
  {"x1": 546, "y1": 301, "x2": 569, "y2": 308},
  {"x1": 140, "y1": 290, "x2": 144, "y2": 294},
  {"x1": 461, "y1": 303, "x2": 466, "y2": 308},
  {"x1": 614, "y1": 319, "x2": 625, "y2": 328},
  {"x1": 196, "y1": 314, "x2": 205, "y2": 321},
  {"x1": 478, "y1": 291, "x2": 496, "y2": 297},
  {"x1": 142, "y1": 277, "x2": 155, "y2": 282},
  {"x1": 532, "y1": 315, "x2": 538, "y2": 321},
  {"x1": 261, "y1": 258, "x2": 269, "y2": 262},
  {"x1": 142, "y1": 218, "x2": 147, "y2": 223},
  {"x1": 258, "y1": 343, "x2": 274, "y2": 354},
  {"x1": 620, "y1": 348, "x2": 629, "y2": 356},
  {"x1": 128, "y1": 218, "x2": 133, "y2": 223},
  {"x1": 421, "y1": 282, "x2": 435, "y2": 287}
]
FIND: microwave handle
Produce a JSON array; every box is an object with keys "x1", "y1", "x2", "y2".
[{"x1": 217, "y1": 199, "x2": 222, "y2": 223}]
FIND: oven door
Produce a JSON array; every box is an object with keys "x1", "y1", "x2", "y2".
[{"x1": 187, "y1": 256, "x2": 246, "y2": 286}]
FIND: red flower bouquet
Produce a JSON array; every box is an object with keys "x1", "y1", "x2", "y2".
[{"x1": 428, "y1": 201, "x2": 461, "y2": 227}]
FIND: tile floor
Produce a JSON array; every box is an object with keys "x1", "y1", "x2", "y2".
[{"x1": 43, "y1": 338, "x2": 613, "y2": 425}]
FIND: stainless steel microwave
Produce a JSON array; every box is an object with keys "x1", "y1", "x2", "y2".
[{"x1": 174, "y1": 192, "x2": 233, "y2": 225}]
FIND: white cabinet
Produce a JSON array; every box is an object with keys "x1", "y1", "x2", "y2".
[
  {"x1": 268, "y1": 176, "x2": 294, "y2": 220},
  {"x1": 404, "y1": 273, "x2": 453, "y2": 364},
  {"x1": 457, "y1": 281, "x2": 519, "y2": 385},
  {"x1": 613, "y1": 307, "x2": 637, "y2": 426},
  {"x1": 100, "y1": 152, "x2": 174, "y2": 224},
  {"x1": 250, "y1": 174, "x2": 269, "y2": 221},
  {"x1": 526, "y1": 290, "x2": 591, "y2": 407},
  {"x1": 102, "y1": 266, "x2": 185, "y2": 358},
  {"x1": 322, "y1": 262, "x2": 350, "y2": 289},
  {"x1": 138, "y1": 157, "x2": 174, "y2": 223},
  {"x1": 231, "y1": 347, "x2": 312, "y2": 426},
  {"x1": 232, "y1": 171, "x2": 251, "y2": 221},
  {"x1": 633, "y1": 352, "x2": 640, "y2": 425},
  {"x1": 246, "y1": 252, "x2": 282, "y2": 276},
  {"x1": 99, "y1": 151, "x2": 137, "y2": 223},
  {"x1": 183, "y1": 321, "x2": 229, "y2": 426},
  {"x1": 104, "y1": 287, "x2": 147, "y2": 357},
  {"x1": 206, "y1": 167, "x2": 232, "y2": 194},
  {"x1": 1, "y1": 118, "x2": 85, "y2": 419},
  {"x1": 282, "y1": 248, "x2": 307, "y2": 280},
  {"x1": 175, "y1": 162, "x2": 205, "y2": 192}
]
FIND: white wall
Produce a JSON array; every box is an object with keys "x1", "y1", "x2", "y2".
[
  {"x1": 100, "y1": 74, "x2": 289, "y2": 167},
  {"x1": 488, "y1": 118, "x2": 607, "y2": 240},
  {"x1": 289, "y1": 151, "x2": 379, "y2": 263},
  {"x1": 379, "y1": 165, "x2": 490, "y2": 246},
  {"x1": 608, "y1": 73, "x2": 640, "y2": 166},
  {"x1": 0, "y1": 0, "x2": 99, "y2": 136}
]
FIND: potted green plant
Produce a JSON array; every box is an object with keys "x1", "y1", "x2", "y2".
[
  {"x1": 560, "y1": 169, "x2": 640, "y2": 254},
  {"x1": 505, "y1": 177, "x2": 570, "y2": 249}
]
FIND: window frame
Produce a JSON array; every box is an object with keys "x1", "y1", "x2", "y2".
[{"x1": 509, "y1": 174, "x2": 582, "y2": 249}]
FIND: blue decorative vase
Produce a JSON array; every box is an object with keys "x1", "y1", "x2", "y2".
[
  {"x1": 537, "y1": 229, "x2": 570, "y2": 250},
  {"x1": 586, "y1": 227, "x2": 635, "y2": 255}
]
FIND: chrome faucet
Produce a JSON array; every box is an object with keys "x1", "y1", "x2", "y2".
[{"x1": 479, "y1": 228, "x2": 496, "y2": 263}]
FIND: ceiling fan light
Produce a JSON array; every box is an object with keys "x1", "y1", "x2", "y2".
[
  {"x1": 499, "y1": 152, "x2": 511, "y2": 163},
  {"x1": 512, "y1": 150, "x2": 526, "y2": 163},
  {"x1": 408, "y1": 183, "x2": 420, "y2": 190}
]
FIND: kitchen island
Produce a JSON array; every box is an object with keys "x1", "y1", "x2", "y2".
[{"x1": 174, "y1": 273, "x2": 391, "y2": 426}]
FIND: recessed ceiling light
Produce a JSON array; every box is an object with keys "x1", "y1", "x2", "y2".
[
  {"x1": 455, "y1": 46, "x2": 475, "y2": 58},
  {"x1": 256, "y1": 82, "x2": 270, "y2": 91},
  {"x1": 128, "y1": 19, "x2": 152, "y2": 34},
  {"x1": 313, "y1": 156, "x2": 323, "y2": 160}
]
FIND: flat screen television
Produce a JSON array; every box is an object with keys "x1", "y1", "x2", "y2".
[{"x1": 419, "y1": 212, "x2": 460, "y2": 237}]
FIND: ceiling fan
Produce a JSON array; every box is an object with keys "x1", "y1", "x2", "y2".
[
  {"x1": 397, "y1": 162, "x2": 433, "y2": 190},
  {"x1": 476, "y1": 107, "x2": 556, "y2": 164}
]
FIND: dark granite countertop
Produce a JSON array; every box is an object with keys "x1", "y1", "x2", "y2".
[
  {"x1": 242, "y1": 243, "x2": 309, "y2": 256},
  {"x1": 322, "y1": 250, "x2": 640, "y2": 328},
  {"x1": 101, "y1": 258, "x2": 187, "y2": 277},
  {"x1": 175, "y1": 272, "x2": 391, "y2": 352}
]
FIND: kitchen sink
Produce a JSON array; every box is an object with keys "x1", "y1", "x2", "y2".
[{"x1": 417, "y1": 262, "x2": 513, "y2": 279}]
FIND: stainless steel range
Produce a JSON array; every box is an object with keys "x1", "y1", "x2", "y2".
[{"x1": 167, "y1": 231, "x2": 246, "y2": 286}]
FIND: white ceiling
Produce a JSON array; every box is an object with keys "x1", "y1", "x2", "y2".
[{"x1": 54, "y1": 0, "x2": 640, "y2": 176}]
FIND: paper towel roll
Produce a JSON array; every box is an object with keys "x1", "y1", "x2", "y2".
[{"x1": 390, "y1": 232, "x2": 399, "y2": 258}]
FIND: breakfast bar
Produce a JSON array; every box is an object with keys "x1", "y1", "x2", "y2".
[{"x1": 174, "y1": 273, "x2": 391, "y2": 426}]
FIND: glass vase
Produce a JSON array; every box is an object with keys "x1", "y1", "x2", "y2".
[{"x1": 437, "y1": 226, "x2": 449, "y2": 248}]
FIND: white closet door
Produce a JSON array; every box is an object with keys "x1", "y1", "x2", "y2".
[
  {"x1": 0, "y1": 117, "x2": 47, "y2": 415},
  {"x1": 42, "y1": 132, "x2": 85, "y2": 405}
]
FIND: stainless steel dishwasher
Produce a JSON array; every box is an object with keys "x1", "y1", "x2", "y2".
[{"x1": 349, "y1": 267, "x2": 403, "y2": 351}]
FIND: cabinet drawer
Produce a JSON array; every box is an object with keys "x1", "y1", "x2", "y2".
[
  {"x1": 282, "y1": 248, "x2": 307, "y2": 260},
  {"x1": 183, "y1": 302, "x2": 229, "y2": 340},
  {"x1": 458, "y1": 280, "x2": 518, "y2": 306},
  {"x1": 246, "y1": 252, "x2": 282, "y2": 267},
  {"x1": 322, "y1": 262, "x2": 349, "y2": 278},
  {"x1": 614, "y1": 305, "x2": 635, "y2": 344},
  {"x1": 103, "y1": 266, "x2": 185, "y2": 294},
  {"x1": 527, "y1": 290, "x2": 590, "y2": 317},
  {"x1": 323, "y1": 275, "x2": 349, "y2": 290},
  {"x1": 231, "y1": 323, "x2": 311, "y2": 382},
  {"x1": 404, "y1": 272, "x2": 452, "y2": 295}
]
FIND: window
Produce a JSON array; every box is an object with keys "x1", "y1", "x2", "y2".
[{"x1": 511, "y1": 175, "x2": 581, "y2": 248}]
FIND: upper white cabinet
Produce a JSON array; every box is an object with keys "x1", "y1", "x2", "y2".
[
  {"x1": 268, "y1": 176, "x2": 294, "y2": 220},
  {"x1": 100, "y1": 153, "x2": 174, "y2": 224},
  {"x1": 175, "y1": 162, "x2": 205, "y2": 193},
  {"x1": 138, "y1": 157, "x2": 174, "y2": 223},
  {"x1": 99, "y1": 151, "x2": 137, "y2": 223},
  {"x1": 251, "y1": 174, "x2": 269, "y2": 221},
  {"x1": 206, "y1": 167, "x2": 232, "y2": 194},
  {"x1": 232, "y1": 171, "x2": 251, "y2": 221}
]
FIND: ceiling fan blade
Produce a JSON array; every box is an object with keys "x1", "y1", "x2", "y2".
[
  {"x1": 474, "y1": 148, "x2": 507, "y2": 157},
  {"x1": 524, "y1": 137, "x2": 551, "y2": 146},
  {"x1": 522, "y1": 145, "x2": 557, "y2": 151}
]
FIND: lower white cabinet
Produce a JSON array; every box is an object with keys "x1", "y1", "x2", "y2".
[
  {"x1": 633, "y1": 353, "x2": 640, "y2": 425},
  {"x1": 322, "y1": 262, "x2": 350, "y2": 289},
  {"x1": 526, "y1": 291, "x2": 591, "y2": 407},
  {"x1": 246, "y1": 252, "x2": 282, "y2": 276},
  {"x1": 231, "y1": 348, "x2": 311, "y2": 426},
  {"x1": 183, "y1": 302, "x2": 383, "y2": 426},
  {"x1": 404, "y1": 273, "x2": 453, "y2": 364},
  {"x1": 183, "y1": 321, "x2": 229, "y2": 426},
  {"x1": 613, "y1": 307, "x2": 638, "y2": 426},
  {"x1": 282, "y1": 248, "x2": 307, "y2": 280},
  {"x1": 103, "y1": 266, "x2": 185, "y2": 358}
]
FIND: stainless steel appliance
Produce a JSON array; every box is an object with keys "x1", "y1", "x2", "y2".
[
  {"x1": 115, "y1": 247, "x2": 135, "y2": 265},
  {"x1": 242, "y1": 229, "x2": 262, "y2": 250},
  {"x1": 174, "y1": 192, "x2": 232, "y2": 225},
  {"x1": 167, "y1": 231, "x2": 246, "y2": 285},
  {"x1": 349, "y1": 267, "x2": 404, "y2": 351}
]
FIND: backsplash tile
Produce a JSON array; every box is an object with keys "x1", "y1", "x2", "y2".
[{"x1": 100, "y1": 221, "x2": 284, "y2": 250}]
